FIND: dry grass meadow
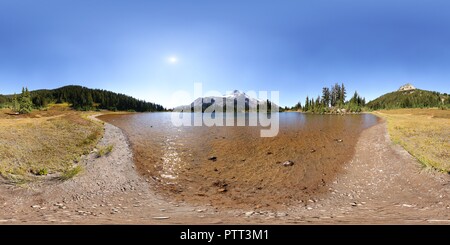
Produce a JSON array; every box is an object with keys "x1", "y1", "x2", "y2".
[
  {"x1": 374, "y1": 108, "x2": 450, "y2": 172},
  {"x1": 0, "y1": 104, "x2": 104, "y2": 183}
]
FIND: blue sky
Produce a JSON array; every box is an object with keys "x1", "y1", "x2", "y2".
[{"x1": 1, "y1": 0, "x2": 449, "y2": 108}]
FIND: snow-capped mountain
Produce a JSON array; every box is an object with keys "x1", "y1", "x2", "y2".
[{"x1": 175, "y1": 90, "x2": 278, "y2": 112}]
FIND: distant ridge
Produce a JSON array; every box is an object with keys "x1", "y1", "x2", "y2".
[{"x1": 0, "y1": 85, "x2": 166, "y2": 112}]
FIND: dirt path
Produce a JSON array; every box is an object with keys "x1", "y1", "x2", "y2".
[
  {"x1": 0, "y1": 119, "x2": 449, "y2": 224},
  {"x1": 286, "y1": 121, "x2": 450, "y2": 224}
]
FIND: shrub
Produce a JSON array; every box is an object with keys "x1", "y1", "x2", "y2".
[
  {"x1": 60, "y1": 165, "x2": 83, "y2": 181},
  {"x1": 35, "y1": 168, "x2": 48, "y2": 176},
  {"x1": 96, "y1": 145, "x2": 114, "y2": 158}
]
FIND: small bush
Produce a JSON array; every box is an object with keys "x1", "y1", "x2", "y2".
[
  {"x1": 96, "y1": 145, "x2": 114, "y2": 158},
  {"x1": 81, "y1": 130, "x2": 101, "y2": 145},
  {"x1": 60, "y1": 165, "x2": 83, "y2": 181},
  {"x1": 0, "y1": 166, "x2": 29, "y2": 184},
  {"x1": 34, "y1": 168, "x2": 48, "y2": 176}
]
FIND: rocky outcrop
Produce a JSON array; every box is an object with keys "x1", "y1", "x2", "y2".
[{"x1": 398, "y1": 83, "x2": 416, "y2": 91}]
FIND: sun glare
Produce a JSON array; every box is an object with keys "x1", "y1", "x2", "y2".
[{"x1": 168, "y1": 56, "x2": 178, "y2": 64}]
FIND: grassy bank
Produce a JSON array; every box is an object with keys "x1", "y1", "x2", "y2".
[
  {"x1": 373, "y1": 108, "x2": 450, "y2": 172},
  {"x1": 0, "y1": 105, "x2": 104, "y2": 183}
]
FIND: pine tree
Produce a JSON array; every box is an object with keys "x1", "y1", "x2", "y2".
[
  {"x1": 340, "y1": 83, "x2": 346, "y2": 105},
  {"x1": 18, "y1": 87, "x2": 33, "y2": 114},
  {"x1": 315, "y1": 95, "x2": 321, "y2": 112},
  {"x1": 322, "y1": 87, "x2": 330, "y2": 107},
  {"x1": 331, "y1": 83, "x2": 340, "y2": 107},
  {"x1": 295, "y1": 102, "x2": 302, "y2": 111},
  {"x1": 304, "y1": 96, "x2": 309, "y2": 111},
  {"x1": 350, "y1": 91, "x2": 358, "y2": 104}
]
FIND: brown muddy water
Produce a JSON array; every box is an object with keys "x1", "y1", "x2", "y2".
[{"x1": 98, "y1": 112, "x2": 379, "y2": 208}]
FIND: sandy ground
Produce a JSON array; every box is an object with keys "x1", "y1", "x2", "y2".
[{"x1": 0, "y1": 118, "x2": 449, "y2": 224}]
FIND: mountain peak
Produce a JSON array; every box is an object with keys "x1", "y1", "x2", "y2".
[
  {"x1": 228, "y1": 90, "x2": 244, "y2": 96},
  {"x1": 224, "y1": 90, "x2": 248, "y2": 98},
  {"x1": 176, "y1": 89, "x2": 279, "y2": 111}
]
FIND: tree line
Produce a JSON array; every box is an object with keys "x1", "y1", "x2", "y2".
[
  {"x1": 293, "y1": 83, "x2": 366, "y2": 113},
  {"x1": 1, "y1": 85, "x2": 166, "y2": 113}
]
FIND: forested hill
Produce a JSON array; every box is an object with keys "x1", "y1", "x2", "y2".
[
  {"x1": 367, "y1": 88, "x2": 449, "y2": 110},
  {"x1": 2, "y1": 85, "x2": 165, "y2": 112}
]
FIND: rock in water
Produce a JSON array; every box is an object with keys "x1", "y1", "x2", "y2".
[
  {"x1": 152, "y1": 216, "x2": 170, "y2": 220},
  {"x1": 282, "y1": 161, "x2": 294, "y2": 167}
]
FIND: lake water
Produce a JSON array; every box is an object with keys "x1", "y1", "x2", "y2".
[{"x1": 98, "y1": 112, "x2": 379, "y2": 207}]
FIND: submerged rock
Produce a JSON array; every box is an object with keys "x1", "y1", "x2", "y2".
[
  {"x1": 152, "y1": 216, "x2": 170, "y2": 220},
  {"x1": 282, "y1": 161, "x2": 294, "y2": 167}
]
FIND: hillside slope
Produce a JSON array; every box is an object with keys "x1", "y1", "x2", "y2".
[
  {"x1": 1, "y1": 85, "x2": 165, "y2": 112},
  {"x1": 367, "y1": 88, "x2": 449, "y2": 110}
]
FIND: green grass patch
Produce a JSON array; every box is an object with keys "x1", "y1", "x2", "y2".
[
  {"x1": 96, "y1": 144, "x2": 114, "y2": 158},
  {"x1": 59, "y1": 165, "x2": 83, "y2": 181},
  {"x1": 31, "y1": 168, "x2": 49, "y2": 176}
]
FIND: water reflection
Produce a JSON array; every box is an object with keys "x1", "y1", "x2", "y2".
[{"x1": 99, "y1": 112, "x2": 379, "y2": 206}]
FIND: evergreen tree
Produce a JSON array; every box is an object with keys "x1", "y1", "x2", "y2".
[
  {"x1": 340, "y1": 83, "x2": 346, "y2": 105},
  {"x1": 350, "y1": 91, "x2": 358, "y2": 104},
  {"x1": 315, "y1": 95, "x2": 321, "y2": 107},
  {"x1": 331, "y1": 83, "x2": 339, "y2": 107},
  {"x1": 304, "y1": 96, "x2": 310, "y2": 111},
  {"x1": 18, "y1": 87, "x2": 33, "y2": 114},
  {"x1": 322, "y1": 87, "x2": 330, "y2": 107},
  {"x1": 315, "y1": 95, "x2": 321, "y2": 112}
]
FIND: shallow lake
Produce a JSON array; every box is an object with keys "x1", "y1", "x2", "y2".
[{"x1": 99, "y1": 112, "x2": 379, "y2": 207}]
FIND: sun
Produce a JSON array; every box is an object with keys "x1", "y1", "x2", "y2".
[{"x1": 168, "y1": 56, "x2": 178, "y2": 64}]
